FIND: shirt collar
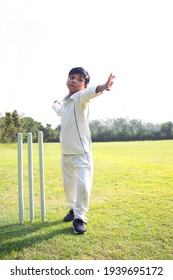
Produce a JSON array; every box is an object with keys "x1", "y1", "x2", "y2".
[{"x1": 63, "y1": 92, "x2": 77, "y2": 102}]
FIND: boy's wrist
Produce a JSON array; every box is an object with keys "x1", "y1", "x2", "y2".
[{"x1": 96, "y1": 84, "x2": 106, "y2": 94}]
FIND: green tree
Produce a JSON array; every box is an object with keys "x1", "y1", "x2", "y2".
[
  {"x1": 12, "y1": 110, "x2": 22, "y2": 130},
  {"x1": 42, "y1": 124, "x2": 60, "y2": 142},
  {"x1": 1, "y1": 112, "x2": 17, "y2": 143},
  {"x1": 21, "y1": 117, "x2": 43, "y2": 142},
  {"x1": 0, "y1": 114, "x2": 5, "y2": 142},
  {"x1": 161, "y1": 122, "x2": 173, "y2": 139}
]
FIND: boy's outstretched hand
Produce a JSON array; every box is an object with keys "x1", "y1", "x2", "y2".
[
  {"x1": 95, "y1": 74, "x2": 116, "y2": 94},
  {"x1": 105, "y1": 73, "x2": 116, "y2": 91}
]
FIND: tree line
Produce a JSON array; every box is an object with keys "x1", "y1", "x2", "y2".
[{"x1": 0, "y1": 110, "x2": 173, "y2": 143}]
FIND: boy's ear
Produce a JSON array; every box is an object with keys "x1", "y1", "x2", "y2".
[{"x1": 84, "y1": 84, "x2": 88, "y2": 89}]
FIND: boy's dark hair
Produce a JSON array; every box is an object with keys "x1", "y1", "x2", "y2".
[{"x1": 68, "y1": 67, "x2": 90, "y2": 84}]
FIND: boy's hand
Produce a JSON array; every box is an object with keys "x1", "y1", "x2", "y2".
[
  {"x1": 105, "y1": 73, "x2": 116, "y2": 91},
  {"x1": 54, "y1": 100, "x2": 61, "y2": 105},
  {"x1": 95, "y1": 74, "x2": 116, "y2": 94}
]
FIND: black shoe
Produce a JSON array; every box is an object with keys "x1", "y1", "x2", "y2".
[
  {"x1": 73, "y1": 218, "x2": 86, "y2": 234},
  {"x1": 63, "y1": 209, "x2": 74, "y2": 222}
]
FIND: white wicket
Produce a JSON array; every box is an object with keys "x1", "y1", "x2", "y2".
[
  {"x1": 17, "y1": 131, "x2": 46, "y2": 223},
  {"x1": 38, "y1": 131, "x2": 46, "y2": 222},
  {"x1": 18, "y1": 133, "x2": 24, "y2": 224},
  {"x1": 27, "y1": 132, "x2": 34, "y2": 222}
]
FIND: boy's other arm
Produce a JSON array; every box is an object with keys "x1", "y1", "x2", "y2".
[{"x1": 96, "y1": 73, "x2": 115, "y2": 93}]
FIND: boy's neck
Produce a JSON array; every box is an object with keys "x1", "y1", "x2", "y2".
[{"x1": 67, "y1": 91, "x2": 74, "y2": 98}]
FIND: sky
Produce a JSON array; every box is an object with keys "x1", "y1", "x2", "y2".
[{"x1": 0, "y1": 0, "x2": 173, "y2": 128}]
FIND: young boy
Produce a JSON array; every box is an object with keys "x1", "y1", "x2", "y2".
[{"x1": 52, "y1": 67, "x2": 115, "y2": 234}]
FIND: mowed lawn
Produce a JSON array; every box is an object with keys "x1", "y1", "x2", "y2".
[{"x1": 0, "y1": 140, "x2": 173, "y2": 260}]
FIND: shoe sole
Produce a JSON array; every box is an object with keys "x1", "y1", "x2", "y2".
[
  {"x1": 74, "y1": 230, "x2": 86, "y2": 234},
  {"x1": 73, "y1": 227, "x2": 86, "y2": 234}
]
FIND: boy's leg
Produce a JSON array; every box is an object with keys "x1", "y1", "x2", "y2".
[
  {"x1": 72, "y1": 152, "x2": 93, "y2": 223},
  {"x1": 61, "y1": 154, "x2": 77, "y2": 210}
]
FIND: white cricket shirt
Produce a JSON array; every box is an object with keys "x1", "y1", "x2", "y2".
[{"x1": 52, "y1": 86, "x2": 102, "y2": 154}]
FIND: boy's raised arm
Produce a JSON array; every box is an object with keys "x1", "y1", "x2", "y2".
[{"x1": 95, "y1": 73, "x2": 115, "y2": 94}]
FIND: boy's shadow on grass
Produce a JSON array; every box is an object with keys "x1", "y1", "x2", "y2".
[{"x1": 0, "y1": 220, "x2": 72, "y2": 259}]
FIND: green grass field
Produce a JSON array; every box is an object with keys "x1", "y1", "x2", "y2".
[{"x1": 0, "y1": 141, "x2": 173, "y2": 260}]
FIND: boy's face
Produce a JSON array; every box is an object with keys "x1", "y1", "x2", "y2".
[{"x1": 66, "y1": 73, "x2": 87, "y2": 95}]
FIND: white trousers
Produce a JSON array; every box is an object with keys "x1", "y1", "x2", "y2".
[{"x1": 61, "y1": 152, "x2": 93, "y2": 223}]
